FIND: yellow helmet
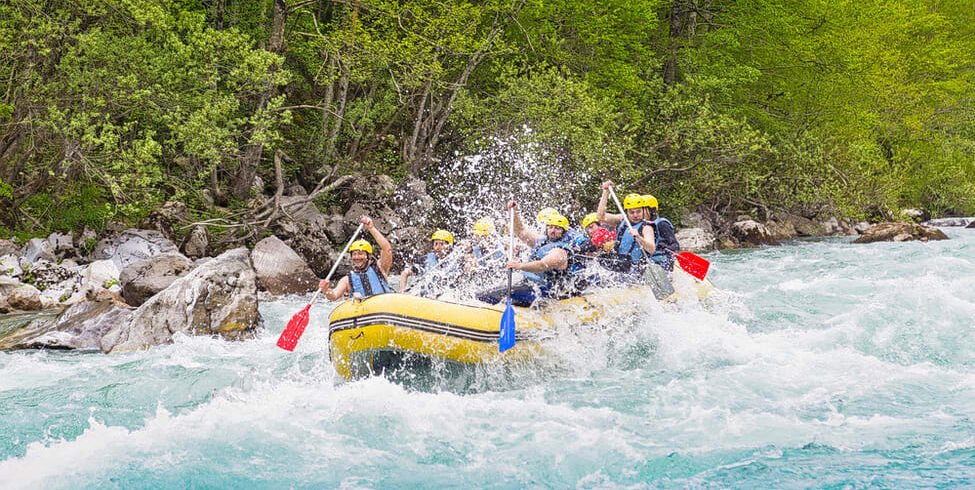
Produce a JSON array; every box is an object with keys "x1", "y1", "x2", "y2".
[
  {"x1": 430, "y1": 229, "x2": 454, "y2": 245},
  {"x1": 581, "y1": 213, "x2": 599, "y2": 229},
  {"x1": 642, "y1": 194, "x2": 659, "y2": 210},
  {"x1": 349, "y1": 240, "x2": 373, "y2": 255},
  {"x1": 472, "y1": 218, "x2": 495, "y2": 236},
  {"x1": 536, "y1": 207, "x2": 559, "y2": 223},
  {"x1": 544, "y1": 213, "x2": 569, "y2": 231},
  {"x1": 623, "y1": 193, "x2": 645, "y2": 210}
]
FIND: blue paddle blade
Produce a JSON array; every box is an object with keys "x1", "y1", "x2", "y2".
[{"x1": 499, "y1": 299, "x2": 516, "y2": 352}]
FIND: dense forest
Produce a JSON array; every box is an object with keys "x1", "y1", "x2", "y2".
[{"x1": 1, "y1": 0, "x2": 973, "y2": 241}]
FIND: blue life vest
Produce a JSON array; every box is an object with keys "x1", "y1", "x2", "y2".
[
  {"x1": 348, "y1": 265, "x2": 392, "y2": 297},
  {"x1": 472, "y1": 242, "x2": 506, "y2": 268},
  {"x1": 567, "y1": 228, "x2": 590, "y2": 254},
  {"x1": 530, "y1": 236, "x2": 576, "y2": 290},
  {"x1": 650, "y1": 217, "x2": 678, "y2": 270},
  {"x1": 614, "y1": 220, "x2": 649, "y2": 265},
  {"x1": 423, "y1": 252, "x2": 440, "y2": 273},
  {"x1": 566, "y1": 228, "x2": 584, "y2": 244}
]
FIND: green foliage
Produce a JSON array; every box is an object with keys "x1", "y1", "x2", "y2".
[
  {"x1": 1, "y1": 0, "x2": 973, "y2": 240},
  {"x1": 0, "y1": 178, "x2": 11, "y2": 200},
  {"x1": 21, "y1": 185, "x2": 114, "y2": 234}
]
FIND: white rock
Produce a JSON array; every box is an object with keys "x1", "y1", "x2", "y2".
[
  {"x1": 23, "y1": 238, "x2": 54, "y2": 263},
  {"x1": 101, "y1": 247, "x2": 262, "y2": 353},
  {"x1": 675, "y1": 228, "x2": 716, "y2": 253},
  {"x1": 47, "y1": 232, "x2": 74, "y2": 254},
  {"x1": 0, "y1": 254, "x2": 22, "y2": 277}
]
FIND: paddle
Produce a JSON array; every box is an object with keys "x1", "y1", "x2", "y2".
[
  {"x1": 608, "y1": 186, "x2": 711, "y2": 281},
  {"x1": 673, "y1": 251, "x2": 710, "y2": 281},
  {"x1": 608, "y1": 186, "x2": 638, "y2": 236},
  {"x1": 498, "y1": 206, "x2": 516, "y2": 352},
  {"x1": 276, "y1": 223, "x2": 365, "y2": 351}
]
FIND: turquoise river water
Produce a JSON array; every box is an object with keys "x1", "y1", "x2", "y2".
[{"x1": 1, "y1": 229, "x2": 973, "y2": 488}]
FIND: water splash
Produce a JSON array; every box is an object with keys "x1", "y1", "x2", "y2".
[{"x1": 2, "y1": 230, "x2": 975, "y2": 487}]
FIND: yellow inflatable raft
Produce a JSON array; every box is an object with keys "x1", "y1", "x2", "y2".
[{"x1": 327, "y1": 269, "x2": 713, "y2": 380}]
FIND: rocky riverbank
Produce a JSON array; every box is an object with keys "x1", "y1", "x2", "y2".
[{"x1": 0, "y1": 174, "x2": 968, "y2": 353}]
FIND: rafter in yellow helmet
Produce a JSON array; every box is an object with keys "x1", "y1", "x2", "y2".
[{"x1": 430, "y1": 229, "x2": 454, "y2": 244}]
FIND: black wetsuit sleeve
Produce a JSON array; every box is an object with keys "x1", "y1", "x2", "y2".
[
  {"x1": 657, "y1": 221, "x2": 680, "y2": 252},
  {"x1": 576, "y1": 240, "x2": 596, "y2": 255}
]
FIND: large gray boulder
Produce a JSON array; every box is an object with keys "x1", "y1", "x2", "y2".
[
  {"x1": 279, "y1": 195, "x2": 325, "y2": 223},
  {"x1": 0, "y1": 294, "x2": 131, "y2": 350},
  {"x1": 853, "y1": 222, "x2": 949, "y2": 244},
  {"x1": 679, "y1": 211, "x2": 714, "y2": 234},
  {"x1": 675, "y1": 227, "x2": 716, "y2": 253},
  {"x1": 119, "y1": 253, "x2": 195, "y2": 306},
  {"x1": 93, "y1": 229, "x2": 179, "y2": 270},
  {"x1": 252, "y1": 236, "x2": 318, "y2": 295},
  {"x1": 730, "y1": 220, "x2": 779, "y2": 247},
  {"x1": 276, "y1": 219, "x2": 337, "y2": 276},
  {"x1": 23, "y1": 259, "x2": 81, "y2": 293},
  {"x1": 101, "y1": 247, "x2": 262, "y2": 353},
  {"x1": 822, "y1": 217, "x2": 857, "y2": 236},
  {"x1": 47, "y1": 232, "x2": 75, "y2": 256},
  {"x1": 4, "y1": 284, "x2": 43, "y2": 311},
  {"x1": 78, "y1": 260, "x2": 121, "y2": 296}
]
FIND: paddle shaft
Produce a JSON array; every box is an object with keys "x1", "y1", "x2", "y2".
[
  {"x1": 609, "y1": 187, "x2": 709, "y2": 279},
  {"x1": 608, "y1": 187, "x2": 638, "y2": 235},
  {"x1": 507, "y1": 206, "x2": 514, "y2": 295}
]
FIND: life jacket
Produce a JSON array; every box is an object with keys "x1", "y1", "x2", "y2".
[
  {"x1": 423, "y1": 252, "x2": 440, "y2": 272},
  {"x1": 347, "y1": 262, "x2": 392, "y2": 298},
  {"x1": 530, "y1": 235, "x2": 581, "y2": 292},
  {"x1": 614, "y1": 220, "x2": 649, "y2": 266},
  {"x1": 472, "y1": 241, "x2": 506, "y2": 267},
  {"x1": 650, "y1": 217, "x2": 679, "y2": 271}
]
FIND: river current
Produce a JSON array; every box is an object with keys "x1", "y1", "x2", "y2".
[{"x1": 1, "y1": 229, "x2": 973, "y2": 488}]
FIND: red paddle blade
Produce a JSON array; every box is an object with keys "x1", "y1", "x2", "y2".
[
  {"x1": 276, "y1": 304, "x2": 312, "y2": 351},
  {"x1": 674, "y1": 252, "x2": 710, "y2": 280}
]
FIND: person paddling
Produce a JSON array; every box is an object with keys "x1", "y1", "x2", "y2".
[
  {"x1": 596, "y1": 181, "x2": 656, "y2": 274},
  {"x1": 320, "y1": 215, "x2": 393, "y2": 300},
  {"x1": 398, "y1": 229, "x2": 455, "y2": 292},
  {"x1": 466, "y1": 218, "x2": 507, "y2": 270},
  {"x1": 576, "y1": 212, "x2": 616, "y2": 256},
  {"x1": 477, "y1": 201, "x2": 582, "y2": 305},
  {"x1": 642, "y1": 194, "x2": 681, "y2": 271}
]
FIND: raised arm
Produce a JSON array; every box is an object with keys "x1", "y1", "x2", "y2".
[
  {"x1": 597, "y1": 181, "x2": 623, "y2": 227},
  {"x1": 398, "y1": 267, "x2": 414, "y2": 293},
  {"x1": 361, "y1": 216, "x2": 393, "y2": 275},
  {"x1": 508, "y1": 200, "x2": 541, "y2": 245}
]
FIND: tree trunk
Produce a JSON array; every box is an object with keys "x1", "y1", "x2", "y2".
[
  {"x1": 663, "y1": 0, "x2": 696, "y2": 87},
  {"x1": 231, "y1": 0, "x2": 287, "y2": 200}
]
